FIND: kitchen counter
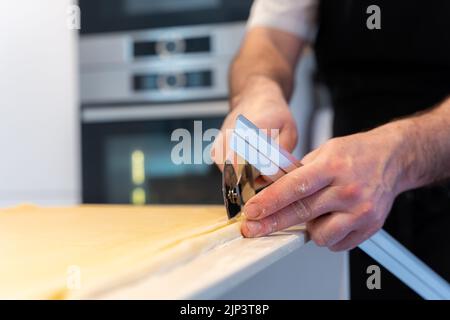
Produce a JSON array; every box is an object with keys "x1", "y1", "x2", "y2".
[
  {"x1": 0, "y1": 205, "x2": 348, "y2": 299},
  {"x1": 96, "y1": 227, "x2": 348, "y2": 300}
]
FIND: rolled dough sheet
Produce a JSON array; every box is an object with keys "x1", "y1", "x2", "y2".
[{"x1": 0, "y1": 205, "x2": 242, "y2": 299}]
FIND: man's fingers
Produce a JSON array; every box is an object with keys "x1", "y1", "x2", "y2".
[
  {"x1": 241, "y1": 203, "x2": 305, "y2": 237},
  {"x1": 241, "y1": 189, "x2": 350, "y2": 238},
  {"x1": 244, "y1": 185, "x2": 358, "y2": 222},
  {"x1": 243, "y1": 164, "x2": 335, "y2": 220},
  {"x1": 306, "y1": 212, "x2": 363, "y2": 248},
  {"x1": 329, "y1": 227, "x2": 377, "y2": 252}
]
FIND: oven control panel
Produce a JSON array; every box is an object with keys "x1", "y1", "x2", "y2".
[{"x1": 80, "y1": 22, "x2": 245, "y2": 104}]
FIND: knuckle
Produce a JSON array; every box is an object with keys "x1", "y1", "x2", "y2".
[
  {"x1": 291, "y1": 200, "x2": 312, "y2": 222},
  {"x1": 325, "y1": 157, "x2": 346, "y2": 173},
  {"x1": 263, "y1": 214, "x2": 281, "y2": 235},
  {"x1": 326, "y1": 218, "x2": 348, "y2": 245},
  {"x1": 257, "y1": 219, "x2": 270, "y2": 236},
  {"x1": 356, "y1": 205, "x2": 385, "y2": 234},
  {"x1": 339, "y1": 184, "x2": 362, "y2": 201},
  {"x1": 292, "y1": 172, "x2": 311, "y2": 196},
  {"x1": 311, "y1": 228, "x2": 328, "y2": 247},
  {"x1": 301, "y1": 197, "x2": 314, "y2": 218},
  {"x1": 359, "y1": 200, "x2": 375, "y2": 216}
]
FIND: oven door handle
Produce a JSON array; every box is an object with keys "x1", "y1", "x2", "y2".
[{"x1": 82, "y1": 101, "x2": 228, "y2": 123}]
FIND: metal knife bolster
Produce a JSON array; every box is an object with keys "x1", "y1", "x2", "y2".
[{"x1": 223, "y1": 114, "x2": 302, "y2": 219}]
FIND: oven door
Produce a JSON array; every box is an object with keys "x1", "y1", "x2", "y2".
[
  {"x1": 79, "y1": 0, "x2": 253, "y2": 34},
  {"x1": 81, "y1": 101, "x2": 227, "y2": 205}
]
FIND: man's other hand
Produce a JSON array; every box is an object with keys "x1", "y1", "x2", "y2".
[{"x1": 241, "y1": 124, "x2": 410, "y2": 251}]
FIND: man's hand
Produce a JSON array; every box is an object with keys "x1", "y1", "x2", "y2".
[
  {"x1": 211, "y1": 77, "x2": 298, "y2": 168},
  {"x1": 212, "y1": 27, "x2": 304, "y2": 168},
  {"x1": 241, "y1": 123, "x2": 411, "y2": 251},
  {"x1": 219, "y1": 23, "x2": 450, "y2": 252}
]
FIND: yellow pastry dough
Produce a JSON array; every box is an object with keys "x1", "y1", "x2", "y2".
[{"x1": 0, "y1": 205, "x2": 242, "y2": 299}]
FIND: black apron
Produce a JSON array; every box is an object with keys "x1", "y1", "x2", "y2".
[{"x1": 314, "y1": 0, "x2": 450, "y2": 299}]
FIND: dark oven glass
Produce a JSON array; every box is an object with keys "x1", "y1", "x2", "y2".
[
  {"x1": 82, "y1": 116, "x2": 224, "y2": 205},
  {"x1": 79, "y1": 0, "x2": 253, "y2": 34}
]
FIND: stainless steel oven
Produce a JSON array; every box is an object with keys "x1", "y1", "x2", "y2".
[
  {"x1": 79, "y1": 1, "x2": 251, "y2": 204},
  {"x1": 81, "y1": 101, "x2": 227, "y2": 204}
]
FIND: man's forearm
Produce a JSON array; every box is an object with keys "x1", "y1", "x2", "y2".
[
  {"x1": 229, "y1": 27, "x2": 304, "y2": 108},
  {"x1": 389, "y1": 97, "x2": 450, "y2": 192}
]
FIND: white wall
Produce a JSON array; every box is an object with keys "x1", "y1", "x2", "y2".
[{"x1": 0, "y1": 0, "x2": 79, "y2": 206}]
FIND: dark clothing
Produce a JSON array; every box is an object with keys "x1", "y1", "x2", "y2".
[{"x1": 314, "y1": 0, "x2": 450, "y2": 299}]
